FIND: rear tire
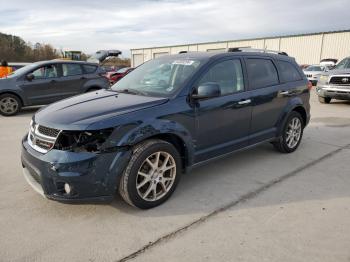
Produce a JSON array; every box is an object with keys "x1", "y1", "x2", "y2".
[
  {"x1": 0, "y1": 94, "x2": 21, "y2": 116},
  {"x1": 318, "y1": 96, "x2": 331, "y2": 104},
  {"x1": 273, "y1": 111, "x2": 304, "y2": 153},
  {"x1": 119, "y1": 139, "x2": 182, "y2": 209}
]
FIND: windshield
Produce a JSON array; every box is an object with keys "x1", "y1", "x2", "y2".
[
  {"x1": 6, "y1": 63, "x2": 37, "y2": 78},
  {"x1": 305, "y1": 66, "x2": 323, "y2": 71},
  {"x1": 334, "y1": 58, "x2": 350, "y2": 70},
  {"x1": 111, "y1": 57, "x2": 204, "y2": 97}
]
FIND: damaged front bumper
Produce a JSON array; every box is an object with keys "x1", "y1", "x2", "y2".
[{"x1": 21, "y1": 134, "x2": 131, "y2": 203}]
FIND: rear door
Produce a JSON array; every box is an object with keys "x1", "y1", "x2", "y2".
[
  {"x1": 194, "y1": 58, "x2": 252, "y2": 162},
  {"x1": 245, "y1": 57, "x2": 302, "y2": 143},
  {"x1": 20, "y1": 64, "x2": 60, "y2": 105},
  {"x1": 52, "y1": 63, "x2": 86, "y2": 100}
]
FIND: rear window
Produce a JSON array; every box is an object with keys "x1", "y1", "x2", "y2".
[
  {"x1": 278, "y1": 60, "x2": 302, "y2": 82},
  {"x1": 246, "y1": 59, "x2": 279, "y2": 89},
  {"x1": 83, "y1": 64, "x2": 98, "y2": 74}
]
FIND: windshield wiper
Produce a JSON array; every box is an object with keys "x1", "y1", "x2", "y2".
[{"x1": 117, "y1": 88, "x2": 148, "y2": 96}]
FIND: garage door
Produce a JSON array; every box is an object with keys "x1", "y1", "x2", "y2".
[
  {"x1": 133, "y1": 54, "x2": 144, "y2": 67},
  {"x1": 153, "y1": 52, "x2": 169, "y2": 59}
]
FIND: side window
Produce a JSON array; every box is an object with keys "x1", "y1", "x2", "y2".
[
  {"x1": 62, "y1": 64, "x2": 83, "y2": 77},
  {"x1": 246, "y1": 59, "x2": 279, "y2": 89},
  {"x1": 198, "y1": 59, "x2": 244, "y2": 95},
  {"x1": 277, "y1": 60, "x2": 302, "y2": 82},
  {"x1": 32, "y1": 64, "x2": 58, "y2": 79},
  {"x1": 83, "y1": 64, "x2": 97, "y2": 74}
]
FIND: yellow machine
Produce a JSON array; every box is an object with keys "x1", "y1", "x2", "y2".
[{"x1": 62, "y1": 51, "x2": 82, "y2": 61}]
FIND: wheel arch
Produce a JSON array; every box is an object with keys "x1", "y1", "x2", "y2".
[
  {"x1": 112, "y1": 120, "x2": 195, "y2": 172},
  {"x1": 0, "y1": 91, "x2": 24, "y2": 106},
  {"x1": 276, "y1": 98, "x2": 308, "y2": 137}
]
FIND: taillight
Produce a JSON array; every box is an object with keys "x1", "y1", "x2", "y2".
[{"x1": 307, "y1": 81, "x2": 313, "y2": 90}]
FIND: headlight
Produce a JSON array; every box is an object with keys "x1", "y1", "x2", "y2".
[
  {"x1": 54, "y1": 128, "x2": 113, "y2": 153},
  {"x1": 319, "y1": 75, "x2": 329, "y2": 83}
]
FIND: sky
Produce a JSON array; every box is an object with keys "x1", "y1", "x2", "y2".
[{"x1": 0, "y1": 0, "x2": 349, "y2": 57}]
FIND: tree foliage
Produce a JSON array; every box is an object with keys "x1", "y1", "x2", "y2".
[{"x1": 0, "y1": 32, "x2": 60, "y2": 62}]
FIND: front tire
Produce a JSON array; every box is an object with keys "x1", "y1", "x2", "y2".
[
  {"x1": 273, "y1": 111, "x2": 304, "y2": 153},
  {"x1": 119, "y1": 139, "x2": 182, "y2": 209},
  {"x1": 0, "y1": 94, "x2": 21, "y2": 116},
  {"x1": 318, "y1": 96, "x2": 331, "y2": 104}
]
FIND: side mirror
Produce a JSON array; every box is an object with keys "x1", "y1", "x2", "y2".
[
  {"x1": 26, "y1": 73, "x2": 34, "y2": 81},
  {"x1": 192, "y1": 82, "x2": 221, "y2": 99}
]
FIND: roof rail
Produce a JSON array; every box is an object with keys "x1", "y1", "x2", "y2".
[{"x1": 227, "y1": 47, "x2": 288, "y2": 56}]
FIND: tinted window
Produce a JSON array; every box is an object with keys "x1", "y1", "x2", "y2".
[
  {"x1": 246, "y1": 59, "x2": 278, "y2": 89},
  {"x1": 198, "y1": 59, "x2": 244, "y2": 95},
  {"x1": 83, "y1": 64, "x2": 97, "y2": 73},
  {"x1": 32, "y1": 64, "x2": 58, "y2": 79},
  {"x1": 62, "y1": 64, "x2": 83, "y2": 76},
  {"x1": 278, "y1": 60, "x2": 302, "y2": 82}
]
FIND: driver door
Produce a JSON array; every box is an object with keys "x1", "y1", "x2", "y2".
[
  {"x1": 20, "y1": 63, "x2": 60, "y2": 105},
  {"x1": 194, "y1": 58, "x2": 252, "y2": 162}
]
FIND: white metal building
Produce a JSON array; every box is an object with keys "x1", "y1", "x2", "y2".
[{"x1": 130, "y1": 30, "x2": 350, "y2": 67}]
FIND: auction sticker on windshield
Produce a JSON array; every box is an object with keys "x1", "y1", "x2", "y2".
[{"x1": 172, "y1": 60, "x2": 195, "y2": 65}]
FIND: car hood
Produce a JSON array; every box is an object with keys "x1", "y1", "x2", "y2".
[
  {"x1": 323, "y1": 69, "x2": 350, "y2": 76},
  {"x1": 0, "y1": 77, "x2": 15, "y2": 87},
  {"x1": 34, "y1": 89, "x2": 168, "y2": 130}
]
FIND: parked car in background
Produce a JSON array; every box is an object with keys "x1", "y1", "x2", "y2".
[
  {"x1": 316, "y1": 56, "x2": 350, "y2": 103},
  {"x1": 320, "y1": 58, "x2": 338, "y2": 68},
  {"x1": 21, "y1": 49, "x2": 310, "y2": 209},
  {"x1": 105, "y1": 67, "x2": 134, "y2": 85},
  {"x1": 9, "y1": 62, "x2": 31, "y2": 71},
  {"x1": 0, "y1": 60, "x2": 109, "y2": 116},
  {"x1": 303, "y1": 65, "x2": 327, "y2": 85}
]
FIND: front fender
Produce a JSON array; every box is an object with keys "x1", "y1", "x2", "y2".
[
  {"x1": 0, "y1": 88, "x2": 28, "y2": 106},
  {"x1": 108, "y1": 119, "x2": 195, "y2": 166}
]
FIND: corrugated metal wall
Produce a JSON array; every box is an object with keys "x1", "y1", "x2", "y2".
[{"x1": 131, "y1": 30, "x2": 350, "y2": 67}]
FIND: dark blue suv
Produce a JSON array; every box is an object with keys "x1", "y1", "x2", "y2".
[{"x1": 21, "y1": 49, "x2": 310, "y2": 209}]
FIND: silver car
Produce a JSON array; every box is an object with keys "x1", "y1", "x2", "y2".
[{"x1": 303, "y1": 65, "x2": 327, "y2": 85}]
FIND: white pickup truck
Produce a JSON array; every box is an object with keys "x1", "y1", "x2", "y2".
[{"x1": 316, "y1": 57, "x2": 350, "y2": 103}]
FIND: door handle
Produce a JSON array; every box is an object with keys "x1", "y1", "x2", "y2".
[
  {"x1": 280, "y1": 91, "x2": 289, "y2": 95},
  {"x1": 80, "y1": 77, "x2": 86, "y2": 80},
  {"x1": 237, "y1": 99, "x2": 251, "y2": 105},
  {"x1": 50, "y1": 79, "x2": 57, "y2": 83}
]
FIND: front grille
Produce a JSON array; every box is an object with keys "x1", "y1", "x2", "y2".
[
  {"x1": 28, "y1": 123, "x2": 61, "y2": 153},
  {"x1": 38, "y1": 125, "x2": 60, "y2": 138},
  {"x1": 306, "y1": 74, "x2": 312, "y2": 78},
  {"x1": 329, "y1": 76, "x2": 350, "y2": 85}
]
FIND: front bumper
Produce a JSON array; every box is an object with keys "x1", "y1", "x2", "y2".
[
  {"x1": 316, "y1": 84, "x2": 350, "y2": 100},
  {"x1": 21, "y1": 134, "x2": 131, "y2": 203}
]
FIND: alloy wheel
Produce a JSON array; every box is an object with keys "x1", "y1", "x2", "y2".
[
  {"x1": 0, "y1": 97, "x2": 19, "y2": 114},
  {"x1": 136, "y1": 151, "x2": 176, "y2": 202},
  {"x1": 285, "y1": 117, "x2": 302, "y2": 149}
]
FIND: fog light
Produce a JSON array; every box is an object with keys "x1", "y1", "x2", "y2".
[{"x1": 64, "y1": 183, "x2": 71, "y2": 194}]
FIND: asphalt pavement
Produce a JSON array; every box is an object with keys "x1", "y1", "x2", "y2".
[{"x1": 0, "y1": 90, "x2": 349, "y2": 262}]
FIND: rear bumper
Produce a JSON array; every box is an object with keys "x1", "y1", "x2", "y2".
[
  {"x1": 21, "y1": 134, "x2": 131, "y2": 203},
  {"x1": 316, "y1": 85, "x2": 350, "y2": 100}
]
